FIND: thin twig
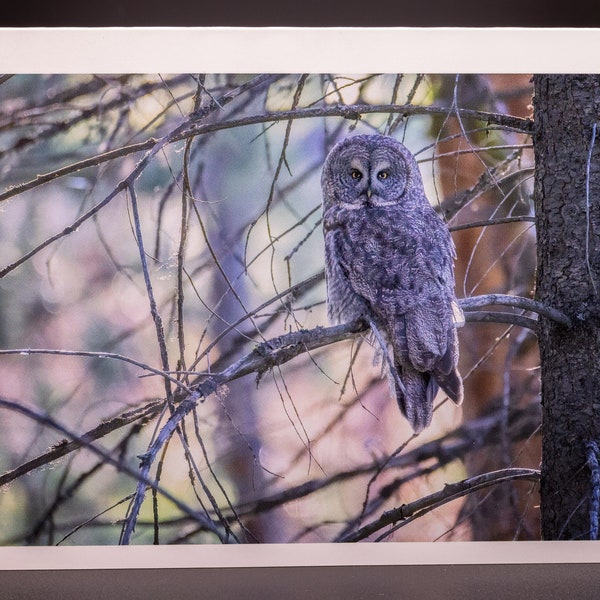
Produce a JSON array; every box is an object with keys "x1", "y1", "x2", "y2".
[
  {"x1": 449, "y1": 215, "x2": 535, "y2": 232},
  {"x1": 189, "y1": 272, "x2": 324, "y2": 374},
  {"x1": 0, "y1": 399, "x2": 163, "y2": 488},
  {"x1": 440, "y1": 152, "x2": 526, "y2": 220},
  {"x1": 176, "y1": 131, "x2": 195, "y2": 378},
  {"x1": 0, "y1": 107, "x2": 193, "y2": 279},
  {"x1": 0, "y1": 75, "x2": 192, "y2": 160},
  {"x1": 0, "y1": 348, "x2": 189, "y2": 391}
]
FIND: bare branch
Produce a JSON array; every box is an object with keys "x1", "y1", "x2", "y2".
[
  {"x1": 0, "y1": 140, "x2": 156, "y2": 205},
  {"x1": 0, "y1": 348, "x2": 190, "y2": 391},
  {"x1": 0, "y1": 74, "x2": 281, "y2": 208},
  {"x1": 0, "y1": 101, "x2": 531, "y2": 207},
  {"x1": 193, "y1": 320, "x2": 368, "y2": 396},
  {"x1": 0, "y1": 108, "x2": 194, "y2": 278},
  {"x1": 0, "y1": 399, "x2": 163, "y2": 488},
  {"x1": 464, "y1": 311, "x2": 539, "y2": 331},
  {"x1": 0, "y1": 182, "x2": 126, "y2": 278},
  {"x1": 0, "y1": 396, "x2": 226, "y2": 541},
  {"x1": 340, "y1": 468, "x2": 540, "y2": 542},
  {"x1": 449, "y1": 215, "x2": 535, "y2": 232},
  {"x1": 127, "y1": 182, "x2": 174, "y2": 406},
  {"x1": 461, "y1": 294, "x2": 572, "y2": 328},
  {"x1": 183, "y1": 102, "x2": 533, "y2": 140},
  {"x1": 159, "y1": 401, "x2": 541, "y2": 542},
  {"x1": 441, "y1": 152, "x2": 528, "y2": 220},
  {"x1": 120, "y1": 391, "x2": 219, "y2": 544}
]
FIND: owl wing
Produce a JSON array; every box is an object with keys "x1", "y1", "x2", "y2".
[
  {"x1": 324, "y1": 226, "x2": 369, "y2": 324},
  {"x1": 404, "y1": 219, "x2": 463, "y2": 405},
  {"x1": 340, "y1": 207, "x2": 463, "y2": 406}
]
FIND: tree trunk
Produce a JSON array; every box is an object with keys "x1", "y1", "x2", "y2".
[{"x1": 534, "y1": 74, "x2": 600, "y2": 540}]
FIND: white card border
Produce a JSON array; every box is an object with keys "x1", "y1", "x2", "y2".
[{"x1": 1, "y1": 26, "x2": 599, "y2": 573}]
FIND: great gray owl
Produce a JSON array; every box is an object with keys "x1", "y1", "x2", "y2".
[{"x1": 321, "y1": 134, "x2": 463, "y2": 433}]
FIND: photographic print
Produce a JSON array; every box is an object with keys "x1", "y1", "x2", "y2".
[
  {"x1": 0, "y1": 69, "x2": 548, "y2": 545},
  {"x1": 0, "y1": 29, "x2": 599, "y2": 555}
]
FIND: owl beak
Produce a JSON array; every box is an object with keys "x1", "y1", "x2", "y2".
[{"x1": 366, "y1": 187, "x2": 372, "y2": 200}]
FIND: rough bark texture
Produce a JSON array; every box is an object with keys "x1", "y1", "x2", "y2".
[{"x1": 534, "y1": 75, "x2": 600, "y2": 540}]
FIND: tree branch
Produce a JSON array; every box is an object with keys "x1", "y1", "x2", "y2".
[
  {"x1": 464, "y1": 311, "x2": 539, "y2": 331},
  {"x1": 0, "y1": 399, "x2": 163, "y2": 488},
  {"x1": 0, "y1": 396, "x2": 226, "y2": 541},
  {"x1": 340, "y1": 468, "x2": 540, "y2": 542},
  {"x1": 228, "y1": 403, "x2": 541, "y2": 519},
  {"x1": 440, "y1": 151, "x2": 529, "y2": 220},
  {"x1": 461, "y1": 293, "x2": 572, "y2": 328},
  {"x1": 0, "y1": 101, "x2": 532, "y2": 207},
  {"x1": 183, "y1": 102, "x2": 533, "y2": 139},
  {"x1": 193, "y1": 320, "x2": 368, "y2": 397},
  {"x1": 449, "y1": 215, "x2": 535, "y2": 232},
  {"x1": 139, "y1": 402, "x2": 541, "y2": 542}
]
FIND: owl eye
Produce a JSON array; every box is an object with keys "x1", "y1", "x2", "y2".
[
  {"x1": 377, "y1": 170, "x2": 390, "y2": 180},
  {"x1": 350, "y1": 169, "x2": 362, "y2": 180}
]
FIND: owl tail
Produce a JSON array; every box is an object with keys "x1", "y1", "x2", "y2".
[
  {"x1": 393, "y1": 364, "x2": 435, "y2": 434},
  {"x1": 433, "y1": 367, "x2": 463, "y2": 406},
  {"x1": 393, "y1": 362, "x2": 462, "y2": 434}
]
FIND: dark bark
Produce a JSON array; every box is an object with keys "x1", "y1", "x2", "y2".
[{"x1": 533, "y1": 75, "x2": 600, "y2": 539}]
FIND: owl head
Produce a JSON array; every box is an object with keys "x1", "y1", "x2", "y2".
[{"x1": 321, "y1": 134, "x2": 425, "y2": 210}]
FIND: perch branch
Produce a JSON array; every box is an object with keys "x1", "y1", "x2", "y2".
[
  {"x1": 461, "y1": 293, "x2": 572, "y2": 327},
  {"x1": 463, "y1": 311, "x2": 538, "y2": 331}
]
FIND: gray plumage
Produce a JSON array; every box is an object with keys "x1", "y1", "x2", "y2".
[{"x1": 321, "y1": 134, "x2": 463, "y2": 432}]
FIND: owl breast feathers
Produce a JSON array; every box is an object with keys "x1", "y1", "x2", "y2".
[{"x1": 321, "y1": 134, "x2": 463, "y2": 433}]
